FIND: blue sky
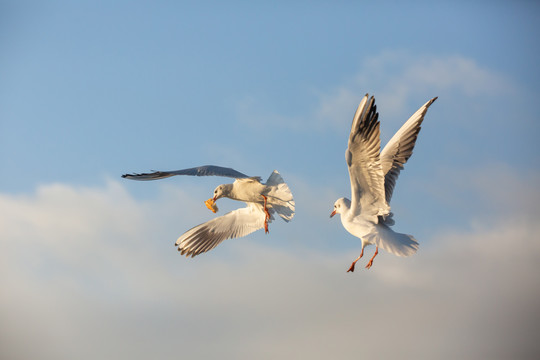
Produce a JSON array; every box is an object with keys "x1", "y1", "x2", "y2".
[{"x1": 1, "y1": 1, "x2": 540, "y2": 359}]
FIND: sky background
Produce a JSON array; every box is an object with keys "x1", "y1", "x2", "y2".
[{"x1": 1, "y1": 1, "x2": 540, "y2": 359}]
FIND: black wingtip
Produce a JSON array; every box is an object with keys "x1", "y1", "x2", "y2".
[{"x1": 427, "y1": 96, "x2": 438, "y2": 107}]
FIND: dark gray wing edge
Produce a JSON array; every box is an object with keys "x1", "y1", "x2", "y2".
[{"x1": 122, "y1": 165, "x2": 250, "y2": 181}]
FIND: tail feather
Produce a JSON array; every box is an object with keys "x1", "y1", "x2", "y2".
[
  {"x1": 265, "y1": 170, "x2": 295, "y2": 222},
  {"x1": 367, "y1": 223, "x2": 419, "y2": 257}
]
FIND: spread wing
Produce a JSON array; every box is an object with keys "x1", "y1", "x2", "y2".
[
  {"x1": 175, "y1": 203, "x2": 269, "y2": 257},
  {"x1": 380, "y1": 97, "x2": 437, "y2": 204},
  {"x1": 346, "y1": 94, "x2": 389, "y2": 217},
  {"x1": 122, "y1": 165, "x2": 250, "y2": 181}
]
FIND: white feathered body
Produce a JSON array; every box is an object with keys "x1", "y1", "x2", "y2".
[
  {"x1": 123, "y1": 165, "x2": 295, "y2": 258},
  {"x1": 339, "y1": 202, "x2": 419, "y2": 257},
  {"x1": 227, "y1": 171, "x2": 295, "y2": 222},
  {"x1": 176, "y1": 170, "x2": 295, "y2": 257},
  {"x1": 333, "y1": 94, "x2": 437, "y2": 262}
]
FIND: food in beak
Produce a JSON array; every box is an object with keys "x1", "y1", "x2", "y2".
[{"x1": 205, "y1": 198, "x2": 218, "y2": 213}]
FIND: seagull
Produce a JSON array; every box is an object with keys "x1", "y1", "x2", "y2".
[
  {"x1": 330, "y1": 94, "x2": 437, "y2": 271},
  {"x1": 122, "y1": 165, "x2": 295, "y2": 257}
]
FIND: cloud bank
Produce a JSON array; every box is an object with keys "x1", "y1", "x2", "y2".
[{"x1": 1, "y1": 170, "x2": 539, "y2": 360}]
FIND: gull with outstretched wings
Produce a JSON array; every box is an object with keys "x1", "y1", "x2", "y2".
[
  {"x1": 123, "y1": 165, "x2": 295, "y2": 257},
  {"x1": 330, "y1": 94, "x2": 437, "y2": 271}
]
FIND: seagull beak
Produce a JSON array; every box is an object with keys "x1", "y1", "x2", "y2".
[
  {"x1": 330, "y1": 210, "x2": 336, "y2": 218},
  {"x1": 205, "y1": 198, "x2": 218, "y2": 213}
]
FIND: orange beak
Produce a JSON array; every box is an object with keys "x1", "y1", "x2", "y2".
[{"x1": 330, "y1": 210, "x2": 336, "y2": 218}]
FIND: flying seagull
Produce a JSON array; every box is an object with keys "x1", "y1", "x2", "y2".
[
  {"x1": 330, "y1": 94, "x2": 437, "y2": 271},
  {"x1": 122, "y1": 165, "x2": 295, "y2": 257}
]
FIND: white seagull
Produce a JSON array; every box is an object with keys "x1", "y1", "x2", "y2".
[
  {"x1": 122, "y1": 165, "x2": 295, "y2": 257},
  {"x1": 330, "y1": 94, "x2": 437, "y2": 271}
]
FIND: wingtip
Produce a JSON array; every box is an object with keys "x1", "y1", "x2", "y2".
[
  {"x1": 122, "y1": 173, "x2": 141, "y2": 179},
  {"x1": 423, "y1": 96, "x2": 438, "y2": 109}
]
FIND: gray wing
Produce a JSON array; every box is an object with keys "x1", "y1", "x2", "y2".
[
  {"x1": 380, "y1": 97, "x2": 437, "y2": 204},
  {"x1": 122, "y1": 165, "x2": 250, "y2": 181},
  {"x1": 175, "y1": 203, "x2": 268, "y2": 257},
  {"x1": 346, "y1": 94, "x2": 389, "y2": 217}
]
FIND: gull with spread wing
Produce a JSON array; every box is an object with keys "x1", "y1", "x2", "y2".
[
  {"x1": 122, "y1": 165, "x2": 295, "y2": 257},
  {"x1": 330, "y1": 94, "x2": 437, "y2": 271}
]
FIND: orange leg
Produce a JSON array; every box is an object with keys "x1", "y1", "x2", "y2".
[
  {"x1": 261, "y1": 195, "x2": 270, "y2": 234},
  {"x1": 365, "y1": 246, "x2": 379, "y2": 269},
  {"x1": 347, "y1": 247, "x2": 364, "y2": 273}
]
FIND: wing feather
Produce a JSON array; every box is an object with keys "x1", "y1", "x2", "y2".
[
  {"x1": 175, "y1": 203, "x2": 266, "y2": 257},
  {"x1": 380, "y1": 97, "x2": 437, "y2": 204},
  {"x1": 346, "y1": 94, "x2": 389, "y2": 217},
  {"x1": 122, "y1": 165, "x2": 250, "y2": 181}
]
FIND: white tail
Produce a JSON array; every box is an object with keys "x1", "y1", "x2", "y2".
[
  {"x1": 365, "y1": 222, "x2": 419, "y2": 257},
  {"x1": 265, "y1": 170, "x2": 295, "y2": 222}
]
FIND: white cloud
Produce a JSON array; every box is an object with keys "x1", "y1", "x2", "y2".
[
  {"x1": 235, "y1": 51, "x2": 516, "y2": 135},
  {"x1": 359, "y1": 50, "x2": 513, "y2": 95},
  {"x1": 1, "y1": 172, "x2": 539, "y2": 359},
  {"x1": 317, "y1": 51, "x2": 515, "y2": 128}
]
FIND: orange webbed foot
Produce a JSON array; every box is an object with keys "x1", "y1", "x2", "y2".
[
  {"x1": 347, "y1": 249, "x2": 364, "y2": 273},
  {"x1": 365, "y1": 246, "x2": 379, "y2": 270}
]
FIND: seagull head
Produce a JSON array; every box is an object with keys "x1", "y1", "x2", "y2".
[
  {"x1": 212, "y1": 184, "x2": 232, "y2": 201},
  {"x1": 330, "y1": 197, "x2": 350, "y2": 218}
]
